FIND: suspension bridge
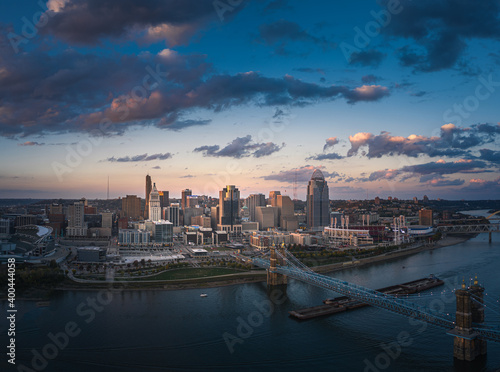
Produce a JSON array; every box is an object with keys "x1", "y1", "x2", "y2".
[{"x1": 249, "y1": 244, "x2": 500, "y2": 361}]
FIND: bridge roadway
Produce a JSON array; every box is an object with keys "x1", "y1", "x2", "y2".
[
  {"x1": 437, "y1": 223, "x2": 500, "y2": 234},
  {"x1": 251, "y1": 255, "x2": 500, "y2": 343}
]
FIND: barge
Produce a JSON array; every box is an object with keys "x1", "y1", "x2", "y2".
[{"x1": 289, "y1": 275, "x2": 444, "y2": 320}]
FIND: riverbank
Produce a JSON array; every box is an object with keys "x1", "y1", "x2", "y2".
[{"x1": 1, "y1": 235, "x2": 471, "y2": 298}]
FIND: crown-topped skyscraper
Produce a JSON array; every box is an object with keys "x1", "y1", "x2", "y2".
[{"x1": 306, "y1": 169, "x2": 330, "y2": 230}]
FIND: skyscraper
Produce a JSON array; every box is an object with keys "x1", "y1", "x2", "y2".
[
  {"x1": 145, "y1": 174, "x2": 152, "y2": 219},
  {"x1": 245, "y1": 193, "x2": 266, "y2": 221},
  {"x1": 149, "y1": 183, "x2": 162, "y2": 222},
  {"x1": 306, "y1": 169, "x2": 330, "y2": 230},
  {"x1": 277, "y1": 195, "x2": 298, "y2": 231},
  {"x1": 181, "y1": 189, "x2": 192, "y2": 210},
  {"x1": 219, "y1": 185, "x2": 240, "y2": 227},
  {"x1": 165, "y1": 203, "x2": 180, "y2": 226},
  {"x1": 159, "y1": 190, "x2": 169, "y2": 209}
]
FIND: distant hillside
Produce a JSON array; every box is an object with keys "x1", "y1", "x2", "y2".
[{"x1": 0, "y1": 199, "x2": 44, "y2": 207}]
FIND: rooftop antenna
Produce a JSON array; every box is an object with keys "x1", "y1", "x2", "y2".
[{"x1": 107, "y1": 176, "x2": 110, "y2": 200}]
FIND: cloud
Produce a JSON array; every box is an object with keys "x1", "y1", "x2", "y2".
[
  {"x1": 478, "y1": 149, "x2": 500, "y2": 164},
  {"x1": 152, "y1": 166, "x2": 161, "y2": 169},
  {"x1": 459, "y1": 177, "x2": 500, "y2": 197},
  {"x1": 262, "y1": 165, "x2": 339, "y2": 183},
  {"x1": 180, "y1": 174, "x2": 194, "y2": 178},
  {"x1": 427, "y1": 178, "x2": 465, "y2": 187},
  {"x1": 323, "y1": 137, "x2": 339, "y2": 151},
  {"x1": 344, "y1": 85, "x2": 389, "y2": 103},
  {"x1": 42, "y1": 0, "x2": 221, "y2": 46},
  {"x1": 361, "y1": 75, "x2": 381, "y2": 84},
  {"x1": 257, "y1": 20, "x2": 334, "y2": 54},
  {"x1": 308, "y1": 152, "x2": 343, "y2": 161},
  {"x1": 105, "y1": 153, "x2": 172, "y2": 162},
  {"x1": 401, "y1": 159, "x2": 490, "y2": 176},
  {"x1": 18, "y1": 141, "x2": 44, "y2": 146},
  {"x1": 157, "y1": 119, "x2": 212, "y2": 131},
  {"x1": 346, "y1": 123, "x2": 500, "y2": 159},
  {"x1": 381, "y1": 0, "x2": 500, "y2": 72},
  {"x1": 363, "y1": 159, "x2": 492, "y2": 184},
  {"x1": 194, "y1": 135, "x2": 284, "y2": 158},
  {"x1": 0, "y1": 32, "x2": 389, "y2": 138},
  {"x1": 293, "y1": 67, "x2": 325, "y2": 74},
  {"x1": 349, "y1": 50, "x2": 385, "y2": 67}
]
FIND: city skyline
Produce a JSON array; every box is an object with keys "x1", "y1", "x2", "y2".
[{"x1": 1, "y1": 1, "x2": 500, "y2": 200}]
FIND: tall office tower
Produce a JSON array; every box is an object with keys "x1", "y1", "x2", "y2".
[
  {"x1": 269, "y1": 191, "x2": 281, "y2": 207},
  {"x1": 277, "y1": 195, "x2": 298, "y2": 231},
  {"x1": 246, "y1": 194, "x2": 266, "y2": 222},
  {"x1": 306, "y1": 169, "x2": 330, "y2": 229},
  {"x1": 159, "y1": 190, "x2": 169, "y2": 209},
  {"x1": 181, "y1": 189, "x2": 192, "y2": 209},
  {"x1": 219, "y1": 185, "x2": 240, "y2": 227},
  {"x1": 121, "y1": 195, "x2": 142, "y2": 219},
  {"x1": 149, "y1": 183, "x2": 162, "y2": 222},
  {"x1": 144, "y1": 175, "x2": 152, "y2": 219},
  {"x1": 165, "y1": 203, "x2": 180, "y2": 226}
]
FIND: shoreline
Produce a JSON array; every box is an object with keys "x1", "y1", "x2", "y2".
[{"x1": 2, "y1": 235, "x2": 471, "y2": 298}]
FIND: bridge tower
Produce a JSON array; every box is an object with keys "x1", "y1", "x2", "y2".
[
  {"x1": 469, "y1": 276, "x2": 487, "y2": 355},
  {"x1": 453, "y1": 278, "x2": 486, "y2": 361},
  {"x1": 267, "y1": 243, "x2": 287, "y2": 286}
]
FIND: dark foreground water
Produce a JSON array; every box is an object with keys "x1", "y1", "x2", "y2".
[{"x1": 2, "y1": 211, "x2": 500, "y2": 372}]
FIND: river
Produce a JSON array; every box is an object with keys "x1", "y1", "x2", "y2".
[{"x1": 2, "y1": 210, "x2": 499, "y2": 371}]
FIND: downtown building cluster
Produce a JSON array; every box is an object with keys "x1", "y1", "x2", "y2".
[
  {"x1": 117, "y1": 169, "x2": 332, "y2": 248},
  {"x1": 0, "y1": 167, "x2": 454, "y2": 262}
]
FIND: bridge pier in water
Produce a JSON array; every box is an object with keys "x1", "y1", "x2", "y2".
[
  {"x1": 453, "y1": 277, "x2": 487, "y2": 361},
  {"x1": 267, "y1": 244, "x2": 287, "y2": 287}
]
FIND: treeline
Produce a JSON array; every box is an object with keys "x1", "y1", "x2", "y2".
[{"x1": 0, "y1": 262, "x2": 65, "y2": 292}]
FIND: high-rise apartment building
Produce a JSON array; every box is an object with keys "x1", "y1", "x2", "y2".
[
  {"x1": 419, "y1": 209, "x2": 433, "y2": 226},
  {"x1": 306, "y1": 169, "x2": 330, "y2": 229},
  {"x1": 67, "y1": 201, "x2": 88, "y2": 237}
]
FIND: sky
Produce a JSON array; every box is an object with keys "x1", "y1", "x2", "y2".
[{"x1": 0, "y1": 0, "x2": 499, "y2": 200}]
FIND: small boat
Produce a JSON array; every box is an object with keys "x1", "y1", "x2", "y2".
[{"x1": 200, "y1": 293, "x2": 208, "y2": 297}]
